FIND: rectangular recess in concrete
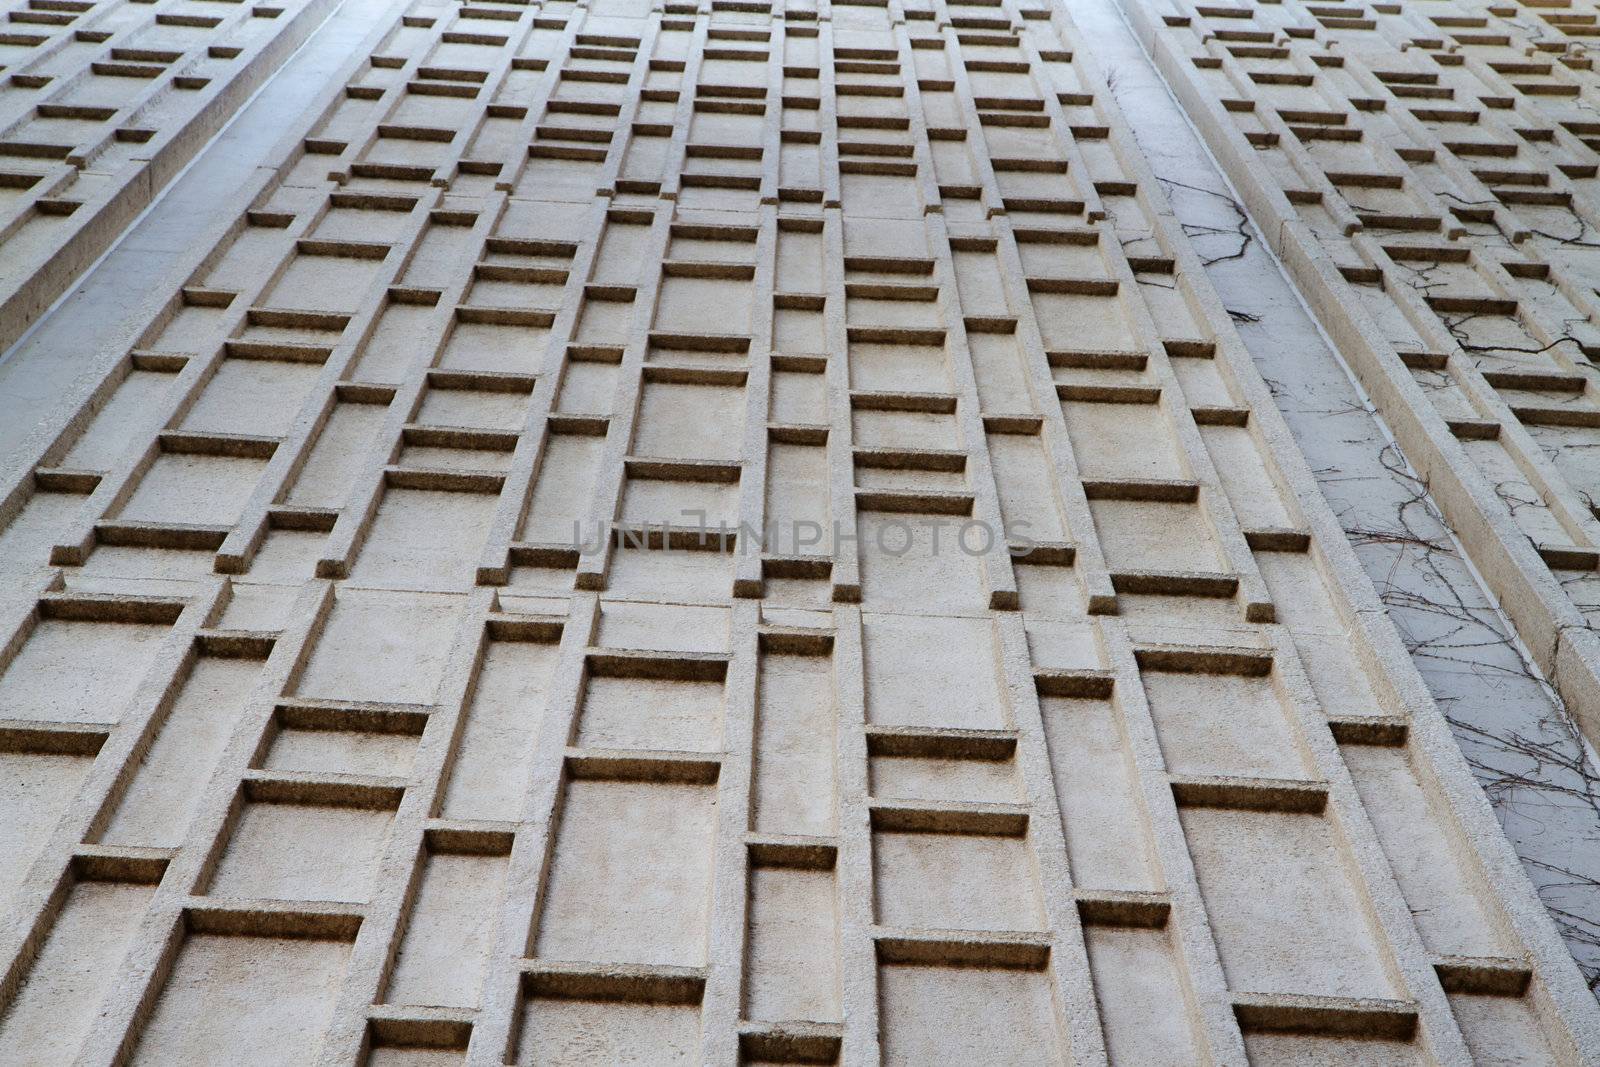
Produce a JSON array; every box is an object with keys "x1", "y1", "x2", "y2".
[
  {"x1": 877, "y1": 964, "x2": 1063, "y2": 1066},
  {"x1": 1084, "y1": 925, "x2": 1203, "y2": 1067},
  {"x1": 385, "y1": 851, "x2": 506, "y2": 1010},
  {"x1": 102, "y1": 657, "x2": 259, "y2": 848},
  {"x1": 0, "y1": 881, "x2": 151, "y2": 1064},
  {"x1": 439, "y1": 640, "x2": 560, "y2": 822},
  {"x1": 0, "y1": 617, "x2": 167, "y2": 727},
  {"x1": 534, "y1": 778, "x2": 717, "y2": 967},
  {"x1": 130, "y1": 934, "x2": 350, "y2": 1065},
  {"x1": 207, "y1": 801, "x2": 395, "y2": 904},
  {"x1": 1180, "y1": 807, "x2": 1395, "y2": 1000},
  {"x1": 743, "y1": 865, "x2": 841, "y2": 1025}
]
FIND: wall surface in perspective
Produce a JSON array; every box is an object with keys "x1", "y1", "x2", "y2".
[{"x1": 0, "y1": 0, "x2": 1598, "y2": 1062}]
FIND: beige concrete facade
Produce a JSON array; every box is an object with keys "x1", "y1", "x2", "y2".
[
  {"x1": 0, "y1": 0, "x2": 338, "y2": 354},
  {"x1": 1124, "y1": 0, "x2": 1600, "y2": 762},
  {"x1": 1, "y1": 0, "x2": 1600, "y2": 1063}
]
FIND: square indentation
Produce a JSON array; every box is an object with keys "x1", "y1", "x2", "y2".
[
  {"x1": 1060, "y1": 401, "x2": 1183, "y2": 482},
  {"x1": 129, "y1": 935, "x2": 350, "y2": 1065},
  {"x1": 1089, "y1": 499, "x2": 1221, "y2": 573},
  {"x1": 417, "y1": 387, "x2": 529, "y2": 431},
  {"x1": 295, "y1": 589, "x2": 459, "y2": 705},
  {"x1": 869, "y1": 756, "x2": 1019, "y2": 805},
  {"x1": 576, "y1": 674, "x2": 725, "y2": 753},
  {"x1": 181, "y1": 358, "x2": 320, "y2": 439},
  {"x1": 0, "y1": 618, "x2": 167, "y2": 725},
  {"x1": 605, "y1": 546, "x2": 732, "y2": 600},
  {"x1": 744, "y1": 866, "x2": 840, "y2": 1024},
  {"x1": 634, "y1": 381, "x2": 745, "y2": 461},
  {"x1": 620, "y1": 477, "x2": 738, "y2": 530},
  {"x1": 262, "y1": 726, "x2": 416, "y2": 778},
  {"x1": 1180, "y1": 807, "x2": 1395, "y2": 1000},
  {"x1": 534, "y1": 779, "x2": 715, "y2": 966},
  {"x1": 852, "y1": 409, "x2": 960, "y2": 450},
  {"x1": 517, "y1": 999, "x2": 700, "y2": 1065},
  {"x1": 849, "y1": 342, "x2": 951, "y2": 393},
  {"x1": 0, "y1": 752, "x2": 93, "y2": 905},
  {"x1": 872, "y1": 831, "x2": 1042, "y2": 931},
  {"x1": 118, "y1": 453, "x2": 266, "y2": 527},
  {"x1": 386, "y1": 852, "x2": 506, "y2": 1010},
  {"x1": 1142, "y1": 670, "x2": 1310, "y2": 782},
  {"x1": 863, "y1": 614, "x2": 1003, "y2": 729},
  {"x1": 878, "y1": 964, "x2": 1062, "y2": 1065},
  {"x1": 348, "y1": 488, "x2": 497, "y2": 590},
  {"x1": 595, "y1": 602, "x2": 730, "y2": 654},
  {"x1": 207, "y1": 802, "x2": 393, "y2": 904}
]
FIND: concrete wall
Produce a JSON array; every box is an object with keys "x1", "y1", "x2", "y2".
[{"x1": 0, "y1": 0, "x2": 1597, "y2": 1062}]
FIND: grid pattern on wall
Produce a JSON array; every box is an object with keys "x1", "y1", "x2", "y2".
[
  {"x1": 1124, "y1": 0, "x2": 1600, "y2": 765},
  {"x1": 0, "y1": 0, "x2": 336, "y2": 353},
  {"x1": 0, "y1": 0, "x2": 1597, "y2": 1062}
]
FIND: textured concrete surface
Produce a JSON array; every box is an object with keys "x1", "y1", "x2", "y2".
[
  {"x1": 1, "y1": 0, "x2": 1600, "y2": 1062},
  {"x1": 0, "y1": 0, "x2": 340, "y2": 356},
  {"x1": 1077, "y1": 0, "x2": 1600, "y2": 995}
]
